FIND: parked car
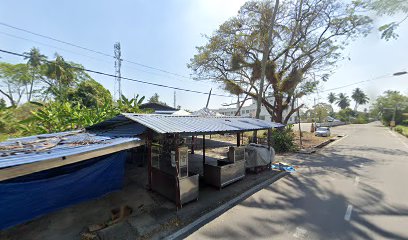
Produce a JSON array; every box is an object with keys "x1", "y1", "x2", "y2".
[{"x1": 315, "y1": 127, "x2": 331, "y2": 137}]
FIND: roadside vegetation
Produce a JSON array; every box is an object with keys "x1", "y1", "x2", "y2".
[
  {"x1": 0, "y1": 48, "x2": 149, "y2": 140},
  {"x1": 301, "y1": 88, "x2": 371, "y2": 124},
  {"x1": 395, "y1": 125, "x2": 408, "y2": 137},
  {"x1": 369, "y1": 90, "x2": 408, "y2": 137}
]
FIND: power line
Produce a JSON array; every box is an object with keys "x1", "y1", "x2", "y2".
[
  {"x1": 0, "y1": 26, "x2": 219, "y2": 89},
  {"x1": 0, "y1": 48, "x2": 231, "y2": 97},
  {"x1": 0, "y1": 22, "x2": 198, "y2": 80},
  {"x1": 319, "y1": 74, "x2": 391, "y2": 93}
]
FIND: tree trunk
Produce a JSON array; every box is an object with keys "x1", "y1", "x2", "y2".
[
  {"x1": 253, "y1": 0, "x2": 280, "y2": 141},
  {"x1": 0, "y1": 88, "x2": 15, "y2": 107},
  {"x1": 28, "y1": 72, "x2": 35, "y2": 102}
]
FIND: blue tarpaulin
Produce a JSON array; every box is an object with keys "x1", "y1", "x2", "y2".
[{"x1": 0, "y1": 151, "x2": 126, "y2": 230}]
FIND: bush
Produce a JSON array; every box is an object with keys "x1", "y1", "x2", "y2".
[
  {"x1": 395, "y1": 125, "x2": 408, "y2": 137},
  {"x1": 352, "y1": 113, "x2": 369, "y2": 124},
  {"x1": 269, "y1": 125, "x2": 297, "y2": 153}
]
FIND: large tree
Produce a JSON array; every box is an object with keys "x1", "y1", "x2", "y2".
[
  {"x1": 371, "y1": 90, "x2": 408, "y2": 125},
  {"x1": 67, "y1": 79, "x2": 112, "y2": 108},
  {"x1": 351, "y1": 87, "x2": 369, "y2": 111},
  {"x1": 337, "y1": 93, "x2": 351, "y2": 109},
  {"x1": 23, "y1": 47, "x2": 47, "y2": 102},
  {"x1": 0, "y1": 63, "x2": 30, "y2": 106},
  {"x1": 42, "y1": 54, "x2": 93, "y2": 101},
  {"x1": 328, "y1": 92, "x2": 337, "y2": 106},
  {"x1": 148, "y1": 93, "x2": 168, "y2": 106},
  {"x1": 189, "y1": 0, "x2": 372, "y2": 124}
]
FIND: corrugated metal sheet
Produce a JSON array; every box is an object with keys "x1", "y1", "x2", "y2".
[
  {"x1": 121, "y1": 113, "x2": 284, "y2": 135},
  {"x1": 0, "y1": 132, "x2": 141, "y2": 169},
  {"x1": 86, "y1": 115, "x2": 147, "y2": 137}
]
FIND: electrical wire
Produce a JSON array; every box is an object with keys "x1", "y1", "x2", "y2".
[
  {"x1": 0, "y1": 22, "x2": 204, "y2": 80},
  {"x1": 0, "y1": 30, "x2": 218, "y2": 89},
  {"x1": 0, "y1": 49, "x2": 231, "y2": 97},
  {"x1": 319, "y1": 74, "x2": 391, "y2": 93}
]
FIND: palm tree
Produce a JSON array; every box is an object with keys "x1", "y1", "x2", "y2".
[
  {"x1": 351, "y1": 88, "x2": 369, "y2": 111},
  {"x1": 327, "y1": 92, "x2": 337, "y2": 110},
  {"x1": 23, "y1": 47, "x2": 47, "y2": 102},
  {"x1": 336, "y1": 93, "x2": 350, "y2": 109}
]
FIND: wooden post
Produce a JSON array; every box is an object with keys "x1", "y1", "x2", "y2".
[
  {"x1": 146, "y1": 131, "x2": 152, "y2": 190},
  {"x1": 237, "y1": 133, "x2": 241, "y2": 147},
  {"x1": 202, "y1": 135, "x2": 206, "y2": 174},
  {"x1": 191, "y1": 136, "x2": 195, "y2": 154}
]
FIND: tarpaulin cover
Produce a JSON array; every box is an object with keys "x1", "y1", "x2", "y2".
[
  {"x1": 0, "y1": 151, "x2": 126, "y2": 230},
  {"x1": 245, "y1": 143, "x2": 275, "y2": 168}
]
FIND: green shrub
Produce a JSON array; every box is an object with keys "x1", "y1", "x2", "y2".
[
  {"x1": 353, "y1": 113, "x2": 369, "y2": 124},
  {"x1": 395, "y1": 125, "x2": 408, "y2": 137},
  {"x1": 269, "y1": 125, "x2": 297, "y2": 153}
]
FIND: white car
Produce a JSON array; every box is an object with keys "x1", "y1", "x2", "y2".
[{"x1": 315, "y1": 127, "x2": 331, "y2": 137}]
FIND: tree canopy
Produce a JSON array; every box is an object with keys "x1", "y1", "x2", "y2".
[
  {"x1": 148, "y1": 93, "x2": 168, "y2": 106},
  {"x1": 365, "y1": 0, "x2": 408, "y2": 40},
  {"x1": 371, "y1": 90, "x2": 408, "y2": 125},
  {"x1": 337, "y1": 93, "x2": 351, "y2": 109},
  {"x1": 189, "y1": 0, "x2": 372, "y2": 123},
  {"x1": 351, "y1": 88, "x2": 369, "y2": 111},
  {"x1": 67, "y1": 79, "x2": 112, "y2": 108}
]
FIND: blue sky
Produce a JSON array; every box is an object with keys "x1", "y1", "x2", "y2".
[{"x1": 1, "y1": 0, "x2": 407, "y2": 111}]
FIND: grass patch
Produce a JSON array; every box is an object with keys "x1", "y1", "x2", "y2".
[
  {"x1": 0, "y1": 134, "x2": 9, "y2": 142},
  {"x1": 395, "y1": 125, "x2": 408, "y2": 137}
]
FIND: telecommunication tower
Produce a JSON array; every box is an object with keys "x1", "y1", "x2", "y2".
[{"x1": 114, "y1": 42, "x2": 122, "y2": 101}]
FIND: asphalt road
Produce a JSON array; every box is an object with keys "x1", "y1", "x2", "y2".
[{"x1": 187, "y1": 122, "x2": 408, "y2": 239}]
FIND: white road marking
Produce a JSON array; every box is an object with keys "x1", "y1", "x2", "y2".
[
  {"x1": 354, "y1": 176, "x2": 360, "y2": 186},
  {"x1": 293, "y1": 227, "x2": 308, "y2": 238},
  {"x1": 344, "y1": 204, "x2": 353, "y2": 221}
]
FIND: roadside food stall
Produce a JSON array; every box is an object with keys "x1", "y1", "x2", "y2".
[{"x1": 88, "y1": 113, "x2": 284, "y2": 208}]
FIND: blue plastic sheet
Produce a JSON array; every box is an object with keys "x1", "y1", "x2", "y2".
[
  {"x1": 0, "y1": 151, "x2": 126, "y2": 230},
  {"x1": 272, "y1": 162, "x2": 296, "y2": 173}
]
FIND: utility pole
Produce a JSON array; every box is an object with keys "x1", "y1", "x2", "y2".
[
  {"x1": 311, "y1": 97, "x2": 316, "y2": 133},
  {"x1": 114, "y1": 42, "x2": 122, "y2": 102},
  {"x1": 297, "y1": 97, "x2": 303, "y2": 147},
  {"x1": 391, "y1": 104, "x2": 399, "y2": 128},
  {"x1": 206, "y1": 88, "x2": 212, "y2": 109},
  {"x1": 173, "y1": 91, "x2": 176, "y2": 109}
]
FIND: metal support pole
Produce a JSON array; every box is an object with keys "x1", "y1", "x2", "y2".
[
  {"x1": 237, "y1": 133, "x2": 241, "y2": 147},
  {"x1": 202, "y1": 135, "x2": 206, "y2": 174},
  {"x1": 146, "y1": 131, "x2": 152, "y2": 190},
  {"x1": 174, "y1": 134, "x2": 181, "y2": 209},
  {"x1": 191, "y1": 136, "x2": 195, "y2": 154}
]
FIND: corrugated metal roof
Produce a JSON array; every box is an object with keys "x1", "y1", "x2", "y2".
[
  {"x1": 0, "y1": 131, "x2": 141, "y2": 169},
  {"x1": 120, "y1": 113, "x2": 284, "y2": 135},
  {"x1": 86, "y1": 115, "x2": 147, "y2": 137}
]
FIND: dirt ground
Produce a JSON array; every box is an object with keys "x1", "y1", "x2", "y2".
[
  {"x1": 0, "y1": 145, "x2": 287, "y2": 240},
  {"x1": 294, "y1": 131, "x2": 329, "y2": 149},
  {"x1": 201, "y1": 132, "x2": 330, "y2": 150}
]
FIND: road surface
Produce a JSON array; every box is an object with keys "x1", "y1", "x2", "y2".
[{"x1": 187, "y1": 122, "x2": 408, "y2": 239}]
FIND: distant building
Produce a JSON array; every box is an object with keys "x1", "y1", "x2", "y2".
[
  {"x1": 212, "y1": 96, "x2": 298, "y2": 124},
  {"x1": 140, "y1": 103, "x2": 177, "y2": 114}
]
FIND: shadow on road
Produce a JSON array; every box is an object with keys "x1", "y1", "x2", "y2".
[{"x1": 198, "y1": 150, "x2": 408, "y2": 239}]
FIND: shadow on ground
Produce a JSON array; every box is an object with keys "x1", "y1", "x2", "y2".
[{"x1": 197, "y1": 150, "x2": 408, "y2": 239}]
